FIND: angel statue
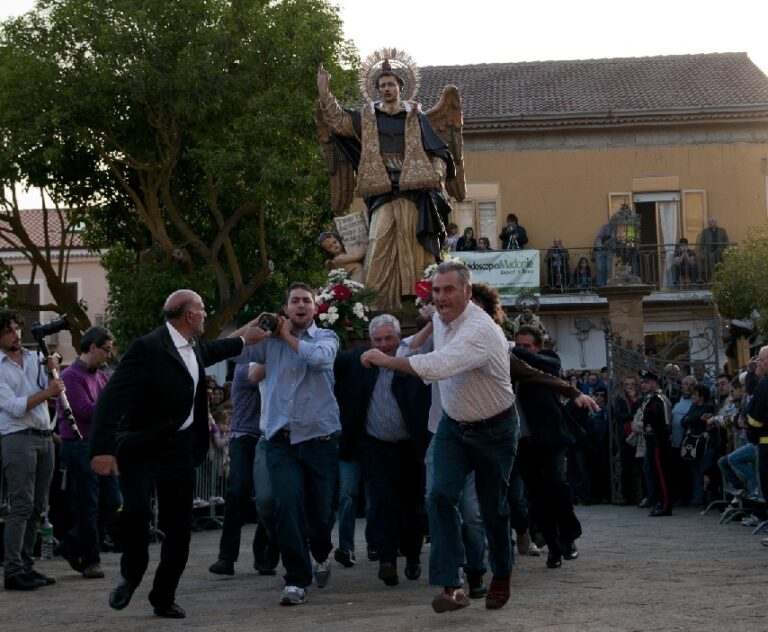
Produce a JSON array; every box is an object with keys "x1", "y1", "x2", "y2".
[{"x1": 316, "y1": 48, "x2": 465, "y2": 310}]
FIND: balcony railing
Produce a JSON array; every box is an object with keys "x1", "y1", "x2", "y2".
[{"x1": 528, "y1": 243, "x2": 731, "y2": 294}]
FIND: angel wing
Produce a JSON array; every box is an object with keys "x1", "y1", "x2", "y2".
[
  {"x1": 315, "y1": 101, "x2": 355, "y2": 215},
  {"x1": 426, "y1": 85, "x2": 466, "y2": 202}
]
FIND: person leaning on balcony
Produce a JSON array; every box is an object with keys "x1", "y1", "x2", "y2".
[
  {"x1": 697, "y1": 217, "x2": 729, "y2": 281},
  {"x1": 672, "y1": 238, "x2": 699, "y2": 286}
]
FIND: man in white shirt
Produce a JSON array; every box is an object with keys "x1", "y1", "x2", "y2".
[{"x1": 361, "y1": 262, "x2": 517, "y2": 613}]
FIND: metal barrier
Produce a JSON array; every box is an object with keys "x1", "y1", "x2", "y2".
[{"x1": 192, "y1": 446, "x2": 227, "y2": 530}]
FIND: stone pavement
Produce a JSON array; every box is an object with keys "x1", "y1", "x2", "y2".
[{"x1": 2, "y1": 503, "x2": 766, "y2": 632}]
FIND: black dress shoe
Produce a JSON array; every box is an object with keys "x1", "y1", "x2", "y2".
[
  {"x1": 29, "y1": 569, "x2": 57, "y2": 585},
  {"x1": 562, "y1": 542, "x2": 579, "y2": 561},
  {"x1": 546, "y1": 552, "x2": 562, "y2": 569},
  {"x1": 109, "y1": 577, "x2": 138, "y2": 610},
  {"x1": 153, "y1": 602, "x2": 186, "y2": 618},
  {"x1": 649, "y1": 507, "x2": 672, "y2": 517},
  {"x1": 404, "y1": 563, "x2": 421, "y2": 581},
  {"x1": 638, "y1": 498, "x2": 653, "y2": 509},
  {"x1": 208, "y1": 559, "x2": 234, "y2": 575},
  {"x1": 4, "y1": 572, "x2": 46, "y2": 591}
]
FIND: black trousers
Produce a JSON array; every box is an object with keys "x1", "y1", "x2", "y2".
[
  {"x1": 516, "y1": 438, "x2": 582, "y2": 557},
  {"x1": 117, "y1": 429, "x2": 195, "y2": 608},
  {"x1": 356, "y1": 433, "x2": 424, "y2": 566}
]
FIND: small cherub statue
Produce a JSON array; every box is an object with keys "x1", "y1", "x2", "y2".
[{"x1": 317, "y1": 231, "x2": 366, "y2": 284}]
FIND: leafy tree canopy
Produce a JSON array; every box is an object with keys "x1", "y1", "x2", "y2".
[
  {"x1": 0, "y1": 0, "x2": 358, "y2": 347},
  {"x1": 711, "y1": 225, "x2": 768, "y2": 340}
]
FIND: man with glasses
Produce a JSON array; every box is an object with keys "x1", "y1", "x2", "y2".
[
  {"x1": 55, "y1": 326, "x2": 121, "y2": 580},
  {"x1": 0, "y1": 308, "x2": 64, "y2": 590}
]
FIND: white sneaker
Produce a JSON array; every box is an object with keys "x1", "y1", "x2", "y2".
[
  {"x1": 313, "y1": 558, "x2": 331, "y2": 588},
  {"x1": 741, "y1": 515, "x2": 760, "y2": 527},
  {"x1": 280, "y1": 585, "x2": 306, "y2": 605},
  {"x1": 528, "y1": 541, "x2": 542, "y2": 557}
]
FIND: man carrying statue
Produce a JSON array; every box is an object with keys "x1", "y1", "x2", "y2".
[{"x1": 316, "y1": 49, "x2": 465, "y2": 310}]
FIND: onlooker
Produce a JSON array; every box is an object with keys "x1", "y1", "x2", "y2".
[
  {"x1": 613, "y1": 377, "x2": 641, "y2": 504},
  {"x1": 56, "y1": 326, "x2": 121, "y2": 580},
  {"x1": 498, "y1": 213, "x2": 528, "y2": 250},
  {"x1": 672, "y1": 238, "x2": 698, "y2": 286},
  {"x1": 573, "y1": 256, "x2": 593, "y2": 291},
  {"x1": 544, "y1": 238, "x2": 570, "y2": 291},
  {"x1": 681, "y1": 384, "x2": 717, "y2": 507},
  {"x1": 593, "y1": 223, "x2": 613, "y2": 287},
  {"x1": 477, "y1": 237, "x2": 493, "y2": 251},
  {"x1": 443, "y1": 223, "x2": 460, "y2": 251},
  {"x1": 698, "y1": 216, "x2": 729, "y2": 281},
  {"x1": 669, "y1": 375, "x2": 696, "y2": 504},
  {"x1": 0, "y1": 309, "x2": 64, "y2": 591},
  {"x1": 456, "y1": 227, "x2": 477, "y2": 252}
]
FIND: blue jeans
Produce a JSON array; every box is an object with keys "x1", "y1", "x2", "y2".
[
  {"x1": 60, "y1": 440, "x2": 121, "y2": 568},
  {"x1": 726, "y1": 444, "x2": 757, "y2": 490},
  {"x1": 337, "y1": 459, "x2": 360, "y2": 553},
  {"x1": 217, "y1": 434, "x2": 258, "y2": 563},
  {"x1": 253, "y1": 435, "x2": 279, "y2": 567},
  {"x1": 428, "y1": 413, "x2": 518, "y2": 587},
  {"x1": 425, "y1": 437, "x2": 487, "y2": 576},
  {"x1": 266, "y1": 434, "x2": 338, "y2": 587}
]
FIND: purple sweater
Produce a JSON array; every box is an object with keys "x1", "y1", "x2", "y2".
[{"x1": 56, "y1": 359, "x2": 108, "y2": 440}]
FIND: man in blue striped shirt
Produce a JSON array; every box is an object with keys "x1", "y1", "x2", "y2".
[{"x1": 234, "y1": 282, "x2": 340, "y2": 606}]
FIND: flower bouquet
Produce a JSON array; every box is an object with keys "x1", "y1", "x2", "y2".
[
  {"x1": 315, "y1": 268, "x2": 377, "y2": 343},
  {"x1": 413, "y1": 258, "x2": 463, "y2": 306}
]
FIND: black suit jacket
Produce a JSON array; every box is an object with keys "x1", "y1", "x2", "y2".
[
  {"x1": 512, "y1": 346, "x2": 578, "y2": 447},
  {"x1": 90, "y1": 325, "x2": 244, "y2": 467},
  {"x1": 334, "y1": 347, "x2": 431, "y2": 462}
]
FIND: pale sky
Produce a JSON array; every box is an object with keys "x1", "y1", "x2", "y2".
[
  {"x1": 3, "y1": 0, "x2": 767, "y2": 208},
  {"x1": 2, "y1": 0, "x2": 767, "y2": 73}
]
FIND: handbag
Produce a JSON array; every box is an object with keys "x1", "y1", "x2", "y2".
[{"x1": 680, "y1": 430, "x2": 709, "y2": 461}]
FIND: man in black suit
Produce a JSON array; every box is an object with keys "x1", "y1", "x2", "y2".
[
  {"x1": 511, "y1": 325, "x2": 582, "y2": 570},
  {"x1": 334, "y1": 314, "x2": 430, "y2": 587},
  {"x1": 89, "y1": 289, "x2": 262, "y2": 618}
]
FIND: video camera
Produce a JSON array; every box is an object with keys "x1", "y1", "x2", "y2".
[{"x1": 30, "y1": 315, "x2": 70, "y2": 344}]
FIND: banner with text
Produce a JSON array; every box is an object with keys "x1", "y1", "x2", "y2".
[{"x1": 455, "y1": 250, "x2": 540, "y2": 296}]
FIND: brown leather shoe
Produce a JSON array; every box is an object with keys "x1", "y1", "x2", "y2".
[{"x1": 485, "y1": 575, "x2": 511, "y2": 610}]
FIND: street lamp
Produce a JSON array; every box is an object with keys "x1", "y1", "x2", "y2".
[{"x1": 608, "y1": 202, "x2": 642, "y2": 284}]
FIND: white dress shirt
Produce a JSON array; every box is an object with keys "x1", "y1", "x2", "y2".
[{"x1": 166, "y1": 322, "x2": 199, "y2": 431}]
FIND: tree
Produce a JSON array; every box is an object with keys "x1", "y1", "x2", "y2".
[
  {"x1": 711, "y1": 225, "x2": 768, "y2": 341},
  {"x1": 0, "y1": 0, "x2": 358, "y2": 345}
]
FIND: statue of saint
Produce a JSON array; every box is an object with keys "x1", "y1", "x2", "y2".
[{"x1": 316, "y1": 48, "x2": 465, "y2": 310}]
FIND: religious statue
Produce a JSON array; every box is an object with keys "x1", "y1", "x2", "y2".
[
  {"x1": 315, "y1": 48, "x2": 465, "y2": 310},
  {"x1": 317, "y1": 230, "x2": 366, "y2": 284},
  {"x1": 510, "y1": 292, "x2": 550, "y2": 342}
]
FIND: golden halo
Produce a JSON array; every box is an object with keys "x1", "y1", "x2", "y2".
[{"x1": 358, "y1": 47, "x2": 420, "y2": 103}]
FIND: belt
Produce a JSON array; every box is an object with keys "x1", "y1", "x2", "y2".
[
  {"x1": 12, "y1": 427, "x2": 52, "y2": 438},
  {"x1": 272, "y1": 428, "x2": 332, "y2": 443},
  {"x1": 454, "y1": 406, "x2": 515, "y2": 431}
]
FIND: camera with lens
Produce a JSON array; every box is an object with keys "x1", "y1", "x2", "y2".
[
  {"x1": 258, "y1": 313, "x2": 279, "y2": 334},
  {"x1": 30, "y1": 315, "x2": 71, "y2": 343}
]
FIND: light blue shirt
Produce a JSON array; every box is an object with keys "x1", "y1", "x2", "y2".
[
  {"x1": 235, "y1": 322, "x2": 340, "y2": 443},
  {"x1": 670, "y1": 395, "x2": 694, "y2": 448},
  {"x1": 0, "y1": 348, "x2": 52, "y2": 435}
]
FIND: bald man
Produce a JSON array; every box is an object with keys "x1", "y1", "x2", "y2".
[{"x1": 89, "y1": 290, "x2": 263, "y2": 619}]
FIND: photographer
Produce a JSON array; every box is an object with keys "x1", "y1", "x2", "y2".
[
  {"x1": 55, "y1": 326, "x2": 121, "y2": 580},
  {"x1": 0, "y1": 308, "x2": 64, "y2": 591}
]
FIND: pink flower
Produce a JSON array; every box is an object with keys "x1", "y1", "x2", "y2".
[
  {"x1": 414, "y1": 280, "x2": 433, "y2": 301},
  {"x1": 332, "y1": 284, "x2": 352, "y2": 301}
]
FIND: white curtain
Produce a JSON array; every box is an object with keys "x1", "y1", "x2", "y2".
[{"x1": 659, "y1": 202, "x2": 679, "y2": 287}]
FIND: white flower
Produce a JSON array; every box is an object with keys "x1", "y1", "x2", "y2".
[
  {"x1": 328, "y1": 305, "x2": 338, "y2": 314},
  {"x1": 327, "y1": 312, "x2": 339, "y2": 325},
  {"x1": 352, "y1": 302, "x2": 365, "y2": 318},
  {"x1": 318, "y1": 313, "x2": 329, "y2": 322}
]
